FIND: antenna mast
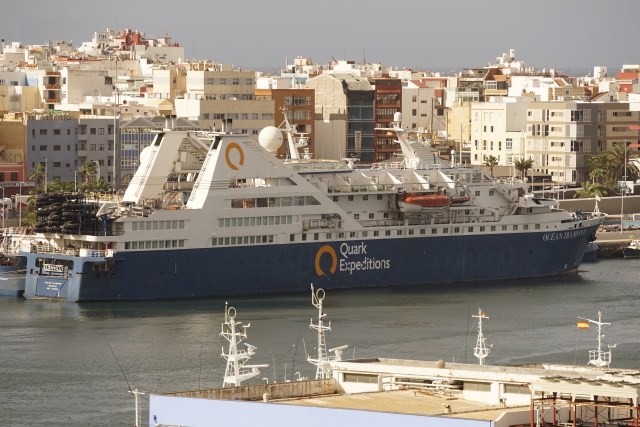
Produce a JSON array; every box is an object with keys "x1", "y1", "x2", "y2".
[
  {"x1": 308, "y1": 284, "x2": 331, "y2": 379},
  {"x1": 580, "y1": 310, "x2": 615, "y2": 367},
  {"x1": 472, "y1": 308, "x2": 490, "y2": 365},
  {"x1": 220, "y1": 302, "x2": 268, "y2": 387}
]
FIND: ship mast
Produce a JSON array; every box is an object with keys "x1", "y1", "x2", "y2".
[
  {"x1": 308, "y1": 284, "x2": 331, "y2": 379},
  {"x1": 220, "y1": 302, "x2": 268, "y2": 387},
  {"x1": 472, "y1": 308, "x2": 490, "y2": 365},
  {"x1": 580, "y1": 310, "x2": 615, "y2": 368}
]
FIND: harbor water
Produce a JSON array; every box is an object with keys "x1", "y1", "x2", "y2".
[{"x1": 1, "y1": 259, "x2": 639, "y2": 426}]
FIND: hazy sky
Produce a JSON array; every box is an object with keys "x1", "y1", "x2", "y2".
[{"x1": 2, "y1": 0, "x2": 638, "y2": 73}]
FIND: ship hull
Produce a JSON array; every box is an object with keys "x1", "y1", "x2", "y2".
[
  {"x1": 23, "y1": 223, "x2": 599, "y2": 302},
  {"x1": 0, "y1": 257, "x2": 27, "y2": 297}
]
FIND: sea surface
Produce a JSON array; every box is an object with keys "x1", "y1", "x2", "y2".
[{"x1": 1, "y1": 259, "x2": 639, "y2": 426}]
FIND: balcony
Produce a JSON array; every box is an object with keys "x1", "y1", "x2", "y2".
[
  {"x1": 45, "y1": 84, "x2": 61, "y2": 90},
  {"x1": 45, "y1": 71, "x2": 61, "y2": 76},
  {"x1": 45, "y1": 98, "x2": 60, "y2": 104}
]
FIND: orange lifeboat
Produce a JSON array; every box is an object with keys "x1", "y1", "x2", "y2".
[{"x1": 398, "y1": 192, "x2": 451, "y2": 214}]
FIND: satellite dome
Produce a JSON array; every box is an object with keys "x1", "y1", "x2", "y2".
[
  {"x1": 394, "y1": 112, "x2": 403, "y2": 122},
  {"x1": 258, "y1": 126, "x2": 283, "y2": 152}
]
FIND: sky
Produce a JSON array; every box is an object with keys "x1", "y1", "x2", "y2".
[{"x1": 2, "y1": 0, "x2": 639, "y2": 74}]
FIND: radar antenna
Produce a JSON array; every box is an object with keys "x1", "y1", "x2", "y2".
[
  {"x1": 220, "y1": 302, "x2": 268, "y2": 387},
  {"x1": 472, "y1": 308, "x2": 490, "y2": 365}
]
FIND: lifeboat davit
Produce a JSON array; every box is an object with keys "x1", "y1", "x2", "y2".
[
  {"x1": 398, "y1": 193, "x2": 451, "y2": 214},
  {"x1": 451, "y1": 196, "x2": 470, "y2": 204}
]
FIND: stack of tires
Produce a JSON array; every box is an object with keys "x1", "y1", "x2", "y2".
[
  {"x1": 34, "y1": 193, "x2": 65, "y2": 233},
  {"x1": 61, "y1": 195, "x2": 82, "y2": 235}
]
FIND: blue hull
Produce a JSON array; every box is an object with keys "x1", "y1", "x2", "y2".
[
  {"x1": 23, "y1": 223, "x2": 599, "y2": 302},
  {"x1": 0, "y1": 257, "x2": 27, "y2": 297}
]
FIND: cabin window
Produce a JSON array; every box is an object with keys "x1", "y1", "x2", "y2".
[
  {"x1": 475, "y1": 191, "x2": 480, "y2": 196},
  {"x1": 468, "y1": 227, "x2": 473, "y2": 232},
  {"x1": 362, "y1": 231, "x2": 368, "y2": 237},
  {"x1": 385, "y1": 230, "x2": 391, "y2": 236},
  {"x1": 513, "y1": 225, "x2": 518, "y2": 231},
  {"x1": 326, "y1": 233, "x2": 332, "y2": 239},
  {"x1": 408, "y1": 229, "x2": 414, "y2": 235},
  {"x1": 350, "y1": 232, "x2": 356, "y2": 238},
  {"x1": 397, "y1": 230, "x2": 403, "y2": 236},
  {"x1": 502, "y1": 225, "x2": 507, "y2": 231},
  {"x1": 535, "y1": 224, "x2": 540, "y2": 229},
  {"x1": 338, "y1": 232, "x2": 345, "y2": 238},
  {"x1": 489, "y1": 190, "x2": 494, "y2": 196},
  {"x1": 377, "y1": 195, "x2": 383, "y2": 200},
  {"x1": 523, "y1": 225, "x2": 529, "y2": 230},
  {"x1": 420, "y1": 229, "x2": 425, "y2": 235},
  {"x1": 333, "y1": 196, "x2": 339, "y2": 201},
  {"x1": 302, "y1": 234, "x2": 307, "y2": 241},
  {"x1": 373, "y1": 231, "x2": 379, "y2": 237},
  {"x1": 354, "y1": 214, "x2": 360, "y2": 220},
  {"x1": 480, "y1": 226, "x2": 485, "y2": 232},
  {"x1": 431, "y1": 229, "x2": 437, "y2": 234},
  {"x1": 363, "y1": 195, "x2": 368, "y2": 201},
  {"x1": 348, "y1": 195, "x2": 354, "y2": 201},
  {"x1": 491, "y1": 226, "x2": 496, "y2": 231},
  {"x1": 314, "y1": 233, "x2": 319, "y2": 241}
]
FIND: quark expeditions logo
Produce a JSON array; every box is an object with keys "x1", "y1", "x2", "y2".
[
  {"x1": 315, "y1": 243, "x2": 391, "y2": 276},
  {"x1": 225, "y1": 142, "x2": 245, "y2": 170},
  {"x1": 542, "y1": 228, "x2": 588, "y2": 242}
]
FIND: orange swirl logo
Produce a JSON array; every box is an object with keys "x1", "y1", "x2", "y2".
[
  {"x1": 315, "y1": 245, "x2": 337, "y2": 277},
  {"x1": 225, "y1": 143, "x2": 244, "y2": 170}
]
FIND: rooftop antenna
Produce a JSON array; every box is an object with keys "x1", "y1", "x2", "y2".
[
  {"x1": 220, "y1": 302, "x2": 268, "y2": 387},
  {"x1": 472, "y1": 308, "x2": 490, "y2": 365},
  {"x1": 307, "y1": 284, "x2": 347, "y2": 379},
  {"x1": 579, "y1": 310, "x2": 615, "y2": 367}
]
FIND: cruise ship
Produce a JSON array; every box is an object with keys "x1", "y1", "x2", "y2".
[{"x1": 21, "y1": 114, "x2": 604, "y2": 302}]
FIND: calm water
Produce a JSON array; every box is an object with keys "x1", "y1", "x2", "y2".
[{"x1": 1, "y1": 259, "x2": 639, "y2": 426}]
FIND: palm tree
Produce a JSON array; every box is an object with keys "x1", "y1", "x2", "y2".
[
  {"x1": 514, "y1": 158, "x2": 534, "y2": 180},
  {"x1": 574, "y1": 181, "x2": 610, "y2": 199},
  {"x1": 483, "y1": 155, "x2": 499, "y2": 177},
  {"x1": 585, "y1": 154, "x2": 612, "y2": 184},
  {"x1": 81, "y1": 162, "x2": 98, "y2": 183},
  {"x1": 29, "y1": 163, "x2": 46, "y2": 188},
  {"x1": 606, "y1": 143, "x2": 638, "y2": 186}
]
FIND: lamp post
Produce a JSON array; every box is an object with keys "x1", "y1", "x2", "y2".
[
  {"x1": 18, "y1": 181, "x2": 21, "y2": 226},
  {"x1": 460, "y1": 121, "x2": 471, "y2": 165},
  {"x1": 1, "y1": 187, "x2": 5, "y2": 233},
  {"x1": 43, "y1": 157, "x2": 48, "y2": 193},
  {"x1": 621, "y1": 139, "x2": 627, "y2": 235}
]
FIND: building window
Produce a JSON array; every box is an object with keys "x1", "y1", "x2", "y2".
[
  {"x1": 53, "y1": 129, "x2": 61, "y2": 135},
  {"x1": 40, "y1": 129, "x2": 47, "y2": 135},
  {"x1": 40, "y1": 146, "x2": 47, "y2": 151},
  {"x1": 53, "y1": 162, "x2": 61, "y2": 167},
  {"x1": 98, "y1": 128, "x2": 105, "y2": 135},
  {"x1": 90, "y1": 144, "x2": 96, "y2": 151},
  {"x1": 412, "y1": 109, "x2": 417, "y2": 116},
  {"x1": 412, "y1": 95, "x2": 417, "y2": 102},
  {"x1": 53, "y1": 145, "x2": 61, "y2": 151},
  {"x1": 90, "y1": 128, "x2": 96, "y2": 135},
  {"x1": 98, "y1": 144, "x2": 105, "y2": 150}
]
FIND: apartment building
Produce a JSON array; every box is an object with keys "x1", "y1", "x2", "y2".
[
  {"x1": 591, "y1": 101, "x2": 640, "y2": 155},
  {"x1": 254, "y1": 87, "x2": 315, "y2": 158},
  {"x1": 0, "y1": 113, "x2": 29, "y2": 196},
  {"x1": 174, "y1": 69, "x2": 274, "y2": 138},
  {"x1": 525, "y1": 101, "x2": 598, "y2": 184},
  {"x1": 469, "y1": 97, "x2": 529, "y2": 166},
  {"x1": 370, "y1": 77, "x2": 402, "y2": 161},
  {"x1": 306, "y1": 73, "x2": 374, "y2": 162}
]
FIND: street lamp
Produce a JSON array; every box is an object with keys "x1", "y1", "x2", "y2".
[
  {"x1": 43, "y1": 157, "x2": 48, "y2": 193},
  {"x1": 18, "y1": 181, "x2": 21, "y2": 226}
]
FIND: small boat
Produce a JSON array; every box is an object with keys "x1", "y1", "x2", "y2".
[
  {"x1": 581, "y1": 242, "x2": 600, "y2": 262},
  {"x1": 622, "y1": 238, "x2": 640, "y2": 258},
  {"x1": 398, "y1": 192, "x2": 451, "y2": 214}
]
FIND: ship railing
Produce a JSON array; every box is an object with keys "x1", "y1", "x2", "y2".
[
  {"x1": 2, "y1": 227, "x2": 29, "y2": 236},
  {"x1": 359, "y1": 219, "x2": 404, "y2": 227},
  {"x1": 34, "y1": 245, "x2": 80, "y2": 256},
  {"x1": 328, "y1": 184, "x2": 395, "y2": 193},
  {"x1": 79, "y1": 248, "x2": 114, "y2": 258},
  {"x1": 308, "y1": 176, "x2": 329, "y2": 193},
  {"x1": 163, "y1": 181, "x2": 195, "y2": 191}
]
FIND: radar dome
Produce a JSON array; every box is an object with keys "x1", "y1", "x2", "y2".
[
  {"x1": 394, "y1": 112, "x2": 403, "y2": 122},
  {"x1": 258, "y1": 126, "x2": 283, "y2": 153}
]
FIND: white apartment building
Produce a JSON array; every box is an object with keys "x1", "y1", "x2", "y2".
[
  {"x1": 470, "y1": 97, "x2": 530, "y2": 166},
  {"x1": 403, "y1": 80, "x2": 447, "y2": 135}
]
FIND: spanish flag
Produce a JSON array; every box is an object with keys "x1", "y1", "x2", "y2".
[
  {"x1": 481, "y1": 312, "x2": 488, "y2": 318},
  {"x1": 577, "y1": 320, "x2": 590, "y2": 330}
]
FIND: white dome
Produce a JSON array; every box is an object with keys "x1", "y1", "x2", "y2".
[
  {"x1": 394, "y1": 112, "x2": 403, "y2": 122},
  {"x1": 258, "y1": 126, "x2": 283, "y2": 152}
]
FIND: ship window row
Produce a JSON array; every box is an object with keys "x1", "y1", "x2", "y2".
[
  {"x1": 231, "y1": 196, "x2": 320, "y2": 209},
  {"x1": 124, "y1": 240, "x2": 185, "y2": 250},
  {"x1": 131, "y1": 220, "x2": 186, "y2": 231},
  {"x1": 212, "y1": 235, "x2": 274, "y2": 246},
  {"x1": 290, "y1": 224, "x2": 539, "y2": 241},
  {"x1": 219, "y1": 216, "x2": 293, "y2": 228}
]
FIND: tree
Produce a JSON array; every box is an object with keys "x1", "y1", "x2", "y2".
[
  {"x1": 483, "y1": 155, "x2": 499, "y2": 177},
  {"x1": 574, "y1": 181, "x2": 610, "y2": 199},
  {"x1": 29, "y1": 163, "x2": 46, "y2": 188},
  {"x1": 514, "y1": 158, "x2": 534, "y2": 180},
  {"x1": 79, "y1": 178, "x2": 113, "y2": 193},
  {"x1": 585, "y1": 154, "x2": 612, "y2": 184},
  {"x1": 606, "y1": 143, "x2": 638, "y2": 186},
  {"x1": 81, "y1": 162, "x2": 98, "y2": 183}
]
